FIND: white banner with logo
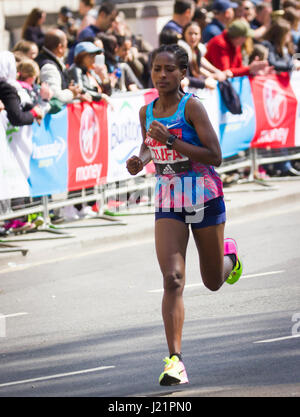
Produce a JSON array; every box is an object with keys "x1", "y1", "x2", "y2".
[
  {"x1": 106, "y1": 91, "x2": 147, "y2": 183},
  {"x1": 290, "y1": 71, "x2": 300, "y2": 146}
]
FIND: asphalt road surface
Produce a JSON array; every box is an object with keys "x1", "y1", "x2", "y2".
[{"x1": 0, "y1": 201, "x2": 299, "y2": 399}]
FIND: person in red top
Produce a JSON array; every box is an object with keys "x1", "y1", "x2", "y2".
[{"x1": 205, "y1": 19, "x2": 271, "y2": 77}]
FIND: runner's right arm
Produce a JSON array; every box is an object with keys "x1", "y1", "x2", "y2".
[{"x1": 126, "y1": 105, "x2": 151, "y2": 175}]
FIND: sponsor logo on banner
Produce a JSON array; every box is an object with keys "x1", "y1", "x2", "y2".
[
  {"x1": 67, "y1": 102, "x2": 108, "y2": 190},
  {"x1": 29, "y1": 108, "x2": 68, "y2": 196},
  {"x1": 79, "y1": 106, "x2": 100, "y2": 164},
  {"x1": 32, "y1": 136, "x2": 66, "y2": 165},
  {"x1": 263, "y1": 79, "x2": 287, "y2": 127},
  {"x1": 250, "y1": 74, "x2": 297, "y2": 148},
  {"x1": 107, "y1": 94, "x2": 145, "y2": 182}
]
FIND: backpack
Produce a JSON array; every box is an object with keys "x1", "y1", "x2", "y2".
[{"x1": 218, "y1": 80, "x2": 242, "y2": 114}]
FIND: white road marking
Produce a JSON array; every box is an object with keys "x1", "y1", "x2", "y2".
[
  {"x1": 0, "y1": 365, "x2": 115, "y2": 389},
  {"x1": 148, "y1": 270, "x2": 285, "y2": 293},
  {"x1": 0, "y1": 238, "x2": 154, "y2": 275},
  {"x1": 2, "y1": 312, "x2": 28, "y2": 319},
  {"x1": 254, "y1": 334, "x2": 300, "y2": 344}
]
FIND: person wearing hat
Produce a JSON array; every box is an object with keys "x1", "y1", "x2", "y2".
[
  {"x1": 205, "y1": 19, "x2": 271, "y2": 76},
  {"x1": 67, "y1": 41, "x2": 112, "y2": 103},
  {"x1": 202, "y1": 0, "x2": 238, "y2": 43}
]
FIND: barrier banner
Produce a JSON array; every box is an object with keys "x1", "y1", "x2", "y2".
[
  {"x1": 290, "y1": 71, "x2": 300, "y2": 147},
  {"x1": 30, "y1": 107, "x2": 68, "y2": 197},
  {"x1": 249, "y1": 73, "x2": 298, "y2": 148},
  {"x1": 106, "y1": 92, "x2": 145, "y2": 183},
  {"x1": 0, "y1": 112, "x2": 30, "y2": 199},
  {"x1": 217, "y1": 76, "x2": 256, "y2": 158},
  {"x1": 1, "y1": 77, "x2": 300, "y2": 201},
  {"x1": 67, "y1": 101, "x2": 108, "y2": 191}
]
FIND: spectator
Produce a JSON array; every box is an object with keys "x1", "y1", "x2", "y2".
[
  {"x1": 160, "y1": 0, "x2": 196, "y2": 36},
  {"x1": 68, "y1": 1, "x2": 118, "y2": 65},
  {"x1": 109, "y1": 12, "x2": 153, "y2": 87},
  {"x1": 36, "y1": 29, "x2": 81, "y2": 105},
  {"x1": 192, "y1": 6, "x2": 209, "y2": 32},
  {"x1": 261, "y1": 18, "x2": 300, "y2": 72},
  {"x1": 242, "y1": 1, "x2": 272, "y2": 40},
  {"x1": 21, "y1": 8, "x2": 46, "y2": 50},
  {"x1": 248, "y1": 42, "x2": 269, "y2": 63},
  {"x1": 76, "y1": 0, "x2": 97, "y2": 36},
  {"x1": 114, "y1": 35, "x2": 147, "y2": 87},
  {"x1": 0, "y1": 51, "x2": 43, "y2": 126},
  {"x1": 282, "y1": 0, "x2": 300, "y2": 11},
  {"x1": 205, "y1": 19, "x2": 271, "y2": 76},
  {"x1": 67, "y1": 41, "x2": 112, "y2": 103},
  {"x1": 202, "y1": 0, "x2": 237, "y2": 44},
  {"x1": 12, "y1": 40, "x2": 39, "y2": 60},
  {"x1": 179, "y1": 21, "x2": 227, "y2": 89},
  {"x1": 57, "y1": 6, "x2": 77, "y2": 48},
  {"x1": 99, "y1": 33, "x2": 143, "y2": 92},
  {"x1": 108, "y1": 10, "x2": 132, "y2": 37},
  {"x1": 16, "y1": 58, "x2": 52, "y2": 118},
  {"x1": 0, "y1": 51, "x2": 44, "y2": 233},
  {"x1": 159, "y1": 28, "x2": 182, "y2": 45},
  {"x1": 78, "y1": 1, "x2": 118, "y2": 41},
  {"x1": 283, "y1": 7, "x2": 300, "y2": 50}
]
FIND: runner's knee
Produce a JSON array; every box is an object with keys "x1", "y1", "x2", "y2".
[
  {"x1": 163, "y1": 271, "x2": 184, "y2": 292},
  {"x1": 202, "y1": 275, "x2": 223, "y2": 292}
]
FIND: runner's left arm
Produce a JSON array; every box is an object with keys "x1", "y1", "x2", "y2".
[{"x1": 148, "y1": 97, "x2": 222, "y2": 167}]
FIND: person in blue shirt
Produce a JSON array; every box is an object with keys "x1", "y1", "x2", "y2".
[
  {"x1": 202, "y1": 0, "x2": 237, "y2": 43},
  {"x1": 160, "y1": 0, "x2": 195, "y2": 36},
  {"x1": 67, "y1": 1, "x2": 117, "y2": 66}
]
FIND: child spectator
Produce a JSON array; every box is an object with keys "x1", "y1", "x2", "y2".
[
  {"x1": 248, "y1": 43, "x2": 269, "y2": 64},
  {"x1": 12, "y1": 40, "x2": 39, "y2": 60},
  {"x1": 17, "y1": 58, "x2": 52, "y2": 118}
]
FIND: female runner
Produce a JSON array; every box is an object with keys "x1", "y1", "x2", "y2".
[{"x1": 126, "y1": 44, "x2": 242, "y2": 386}]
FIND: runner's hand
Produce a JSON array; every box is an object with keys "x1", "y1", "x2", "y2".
[
  {"x1": 126, "y1": 155, "x2": 143, "y2": 175},
  {"x1": 148, "y1": 120, "x2": 170, "y2": 145}
]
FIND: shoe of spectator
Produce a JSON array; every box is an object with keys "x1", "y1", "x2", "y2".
[
  {"x1": 33, "y1": 216, "x2": 44, "y2": 227},
  {"x1": 50, "y1": 214, "x2": 65, "y2": 224},
  {"x1": 78, "y1": 205, "x2": 98, "y2": 218},
  {"x1": 11, "y1": 221, "x2": 36, "y2": 234},
  {"x1": 0, "y1": 226, "x2": 9, "y2": 236},
  {"x1": 61, "y1": 205, "x2": 80, "y2": 221},
  {"x1": 287, "y1": 167, "x2": 300, "y2": 176}
]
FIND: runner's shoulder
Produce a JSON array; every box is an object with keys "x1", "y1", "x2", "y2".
[{"x1": 185, "y1": 94, "x2": 207, "y2": 121}]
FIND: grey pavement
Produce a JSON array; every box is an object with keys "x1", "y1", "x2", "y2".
[{"x1": 0, "y1": 177, "x2": 300, "y2": 269}]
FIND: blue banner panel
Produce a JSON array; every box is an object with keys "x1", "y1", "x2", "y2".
[
  {"x1": 29, "y1": 107, "x2": 68, "y2": 197},
  {"x1": 218, "y1": 76, "x2": 256, "y2": 158}
]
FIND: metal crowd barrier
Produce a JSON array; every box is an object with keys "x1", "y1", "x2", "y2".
[{"x1": 0, "y1": 147, "x2": 299, "y2": 255}]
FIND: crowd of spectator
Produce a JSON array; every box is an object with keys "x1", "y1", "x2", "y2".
[{"x1": 0, "y1": 0, "x2": 300, "y2": 233}]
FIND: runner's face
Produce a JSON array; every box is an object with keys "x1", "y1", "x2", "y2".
[{"x1": 151, "y1": 52, "x2": 185, "y2": 93}]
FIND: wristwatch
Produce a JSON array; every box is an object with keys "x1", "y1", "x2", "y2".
[{"x1": 166, "y1": 134, "x2": 177, "y2": 149}]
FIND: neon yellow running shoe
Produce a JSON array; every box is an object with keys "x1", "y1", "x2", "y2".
[
  {"x1": 159, "y1": 355, "x2": 189, "y2": 386},
  {"x1": 224, "y1": 238, "x2": 243, "y2": 285}
]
